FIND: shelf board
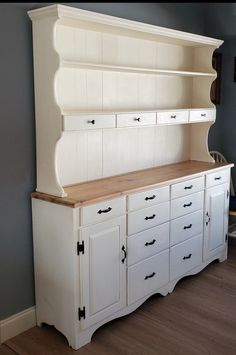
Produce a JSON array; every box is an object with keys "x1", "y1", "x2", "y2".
[{"x1": 61, "y1": 61, "x2": 216, "y2": 78}]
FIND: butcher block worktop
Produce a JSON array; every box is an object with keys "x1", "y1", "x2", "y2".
[{"x1": 31, "y1": 160, "x2": 233, "y2": 208}]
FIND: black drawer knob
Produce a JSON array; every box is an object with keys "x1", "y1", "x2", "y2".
[
  {"x1": 184, "y1": 185, "x2": 193, "y2": 190},
  {"x1": 171, "y1": 115, "x2": 176, "y2": 119},
  {"x1": 184, "y1": 224, "x2": 192, "y2": 230},
  {"x1": 134, "y1": 117, "x2": 141, "y2": 122},
  {"x1": 183, "y1": 202, "x2": 192, "y2": 208},
  {"x1": 214, "y1": 176, "x2": 221, "y2": 180},
  {"x1": 145, "y1": 239, "x2": 156, "y2": 246},
  {"x1": 145, "y1": 195, "x2": 156, "y2": 201},
  {"x1": 88, "y1": 119, "x2": 95, "y2": 124},
  {"x1": 183, "y1": 253, "x2": 192, "y2": 260}
]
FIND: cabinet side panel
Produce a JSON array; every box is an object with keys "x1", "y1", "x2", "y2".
[{"x1": 32, "y1": 199, "x2": 79, "y2": 344}]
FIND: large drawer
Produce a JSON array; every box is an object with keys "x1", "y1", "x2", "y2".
[
  {"x1": 171, "y1": 176, "x2": 204, "y2": 200},
  {"x1": 170, "y1": 191, "x2": 204, "y2": 219},
  {"x1": 170, "y1": 234, "x2": 203, "y2": 281},
  {"x1": 128, "y1": 249, "x2": 169, "y2": 305},
  {"x1": 128, "y1": 202, "x2": 169, "y2": 235},
  {"x1": 127, "y1": 222, "x2": 169, "y2": 266},
  {"x1": 189, "y1": 109, "x2": 215, "y2": 122},
  {"x1": 157, "y1": 110, "x2": 188, "y2": 124},
  {"x1": 170, "y1": 210, "x2": 203, "y2": 246},
  {"x1": 117, "y1": 112, "x2": 156, "y2": 127},
  {"x1": 81, "y1": 197, "x2": 126, "y2": 226},
  {"x1": 206, "y1": 169, "x2": 230, "y2": 188},
  {"x1": 128, "y1": 185, "x2": 169, "y2": 211},
  {"x1": 63, "y1": 114, "x2": 116, "y2": 131}
]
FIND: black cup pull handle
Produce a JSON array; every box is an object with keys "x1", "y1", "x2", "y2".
[
  {"x1": 184, "y1": 224, "x2": 192, "y2": 230},
  {"x1": 88, "y1": 119, "x2": 95, "y2": 124},
  {"x1": 144, "y1": 272, "x2": 156, "y2": 280},
  {"x1": 134, "y1": 117, "x2": 141, "y2": 122},
  {"x1": 145, "y1": 239, "x2": 156, "y2": 246},
  {"x1": 145, "y1": 214, "x2": 156, "y2": 220},
  {"x1": 121, "y1": 245, "x2": 126, "y2": 264},
  {"x1": 183, "y1": 253, "x2": 192, "y2": 260},
  {"x1": 184, "y1": 185, "x2": 193, "y2": 190},
  {"x1": 183, "y1": 202, "x2": 192, "y2": 208},
  {"x1": 145, "y1": 195, "x2": 156, "y2": 201},
  {"x1": 214, "y1": 176, "x2": 221, "y2": 180},
  {"x1": 97, "y1": 207, "x2": 112, "y2": 214},
  {"x1": 171, "y1": 115, "x2": 176, "y2": 119}
]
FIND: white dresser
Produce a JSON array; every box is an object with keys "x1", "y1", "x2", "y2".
[{"x1": 28, "y1": 4, "x2": 233, "y2": 350}]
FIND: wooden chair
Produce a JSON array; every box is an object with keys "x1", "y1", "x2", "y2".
[{"x1": 210, "y1": 151, "x2": 236, "y2": 237}]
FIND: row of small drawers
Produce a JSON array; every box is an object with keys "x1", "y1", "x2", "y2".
[
  {"x1": 80, "y1": 169, "x2": 229, "y2": 227},
  {"x1": 63, "y1": 109, "x2": 215, "y2": 131},
  {"x1": 128, "y1": 234, "x2": 202, "y2": 305}
]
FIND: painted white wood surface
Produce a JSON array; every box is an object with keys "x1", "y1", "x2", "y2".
[
  {"x1": 171, "y1": 176, "x2": 204, "y2": 199},
  {"x1": 203, "y1": 183, "x2": 229, "y2": 261},
  {"x1": 128, "y1": 185, "x2": 170, "y2": 211},
  {"x1": 206, "y1": 168, "x2": 230, "y2": 188},
  {"x1": 170, "y1": 191, "x2": 204, "y2": 219},
  {"x1": 79, "y1": 216, "x2": 126, "y2": 329},
  {"x1": 170, "y1": 234, "x2": 203, "y2": 281}
]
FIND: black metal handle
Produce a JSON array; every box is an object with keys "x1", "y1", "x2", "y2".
[
  {"x1": 144, "y1": 272, "x2": 156, "y2": 280},
  {"x1": 145, "y1": 214, "x2": 156, "y2": 220},
  {"x1": 214, "y1": 176, "x2": 221, "y2": 180},
  {"x1": 145, "y1": 195, "x2": 156, "y2": 201},
  {"x1": 121, "y1": 245, "x2": 126, "y2": 264},
  {"x1": 183, "y1": 202, "x2": 192, "y2": 208},
  {"x1": 97, "y1": 207, "x2": 112, "y2": 214},
  {"x1": 171, "y1": 115, "x2": 176, "y2": 119},
  {"x1": 183, "y1": 253, "x2": 192, "y2": 260},
  {"x1": 206, "y1": 212, "x2": 211, "y2": 226},
  {"x1": 145, "y1": 239, "x2": 156, "y2": 246},
  {"x1": 201, "y1": 113, "x2": 206, "y2": 117},
  {"x1": 88, "y1": 119, "x2": 95, "y2": 124},
  {"x1": 184, "y1": 185, "x2": 193, "y2": 190},
  {"x1": 134, "y1": 117, "x2": 141, "y2": 122},
  {"x1": 184, "y1": 224, "x2": 192, "y2": 230}
]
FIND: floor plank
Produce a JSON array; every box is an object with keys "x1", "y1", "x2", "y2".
[
  {"x1": 0, "y1": 344, "x2": 16, "y2": 355},
  {"x1": 4, "y1": 239, "x2": 236, "y2": 355}
]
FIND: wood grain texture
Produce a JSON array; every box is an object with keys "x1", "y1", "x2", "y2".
[
  {"x1": 3, "y1": 239, "x2": 236, "y2": 355},
  {"x1": 0, "y1": 345, "x2": 15, "y2": 355},
  {"x1": 32, "y1": 160, "x2": 233, "y2": 208}
]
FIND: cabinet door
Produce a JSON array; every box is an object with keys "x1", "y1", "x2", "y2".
[
  {"x1": 79, "y1": 216, "x2": 126, "y2": 329},
  {"x1": 203, "y1": 183, "x2": 229, "y2": 261}
]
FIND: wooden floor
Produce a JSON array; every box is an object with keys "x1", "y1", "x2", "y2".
[{"x1": 1, "y1": 239, "x2": 236, "y2": 355}]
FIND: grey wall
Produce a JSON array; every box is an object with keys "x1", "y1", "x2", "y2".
[
  {"x1": 0, "y1": 2, "x2": 208, "y2": 320},
  {"x1": 205, "y1": 3, "x2": 236, "y2": 186}
]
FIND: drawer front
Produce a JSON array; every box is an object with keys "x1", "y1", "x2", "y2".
[
  {"x1": 171, "y1": 191, "x2": 204, "y2": 219},
  {"x1": 171, "y1": 176, "x2": 204, "y2": 199},
  {"x1": 170, "y1": 234, "x2": 203, "y2": 281},
  {"x1": 128, "y1": 185, "x2": 169, "y2": 211},
  {"x1": 170, "y1": 210, "x2": 203, "y2": 246},
  {"x1": 189, "y1": 109, "x2": 215, "y2": 122},
  {"x1": 117, "y1": 112, "x2": 156, "y2": 127},
  {"x1": 81, "y1": 197, "x2": 126, "y2": 226},
  {"x1": 206, "y1": 169, "x2": 230, "y2": 188},
  {"x1": 157, "y1": 110, "x2": 188, "y2": 124},
  {"x1": 128, "y1": 249, "x2": 169, "y2": 305},
  {"x1": 127, "y1": 222, "x2": 169, "y2": 266},
  {"x1": 63, "y1": 114, "x2": 116, "y2": 131},
  {"x1": 128, "y1": 202, "x2": 169, "y2": 235}
]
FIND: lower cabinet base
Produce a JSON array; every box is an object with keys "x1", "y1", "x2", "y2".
[{"x1": 36, "y1": 247, "x2": 227, "y2": 350}]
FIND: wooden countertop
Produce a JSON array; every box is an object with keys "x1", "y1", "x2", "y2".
[{"x1": 32, "y1": 160, "x2": 233, "y2": 208}]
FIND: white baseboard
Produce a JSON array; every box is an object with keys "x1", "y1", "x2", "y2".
[{"x1": 0, "y1": 307, "x2": 36, "y2": 344}]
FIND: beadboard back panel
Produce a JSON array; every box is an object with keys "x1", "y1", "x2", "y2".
[{"x1": 57, "y1": 125, "x2": 190, "y2": 186}]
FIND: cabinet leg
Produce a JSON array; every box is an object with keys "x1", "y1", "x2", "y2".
[{"x1": 71, "y1": 329, "x2": 93, "y2": 350}]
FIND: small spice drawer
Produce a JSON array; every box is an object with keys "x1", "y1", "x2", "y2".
[
  {"x1": 156, "y1": 110, "x2": 188, "y2": 124},
  {"x1": 63, "y1": 114, "x2": 116, "y2": 131},
  {"x1": 171, "y1": 176, "x2": 204, "y2": 200},
  {"x1": 170, "y1": 210, "x2": 203, "y2": 247},
  {"x1": 128, "y1": 185, "x2": 169, "y2": 211},
  {"x1": 80, "y1": 196, "x2": 126, "y2": 226},
  {"x1": 128, "y1": 202, "x2": 169, "y2": 235},
  {"x1": 170, "y1": 234, "x2": 203, "y2": 281},
  {"x1": 206, "y1": 169, "x2": 230, "y2": 188},
  {"x1": 189, "y1": 109, "x2": 215, "y2": 122},
  {"x1": 128, "y1": 249, "x2": 169, "y2": 305},
  {"x1": 127, "y1": 222, "x2": 169, "y2": 266},
  {"x1": 170, "y1": 191, "x2": 204, "y2": 220},
  {"x1": 116, "y1": 112, "x2": 156, "y2": 127}
]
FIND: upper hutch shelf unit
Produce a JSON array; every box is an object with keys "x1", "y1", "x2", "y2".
[{"x1": 28, "y1": 5, "x2": 223, "y2": 197}]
